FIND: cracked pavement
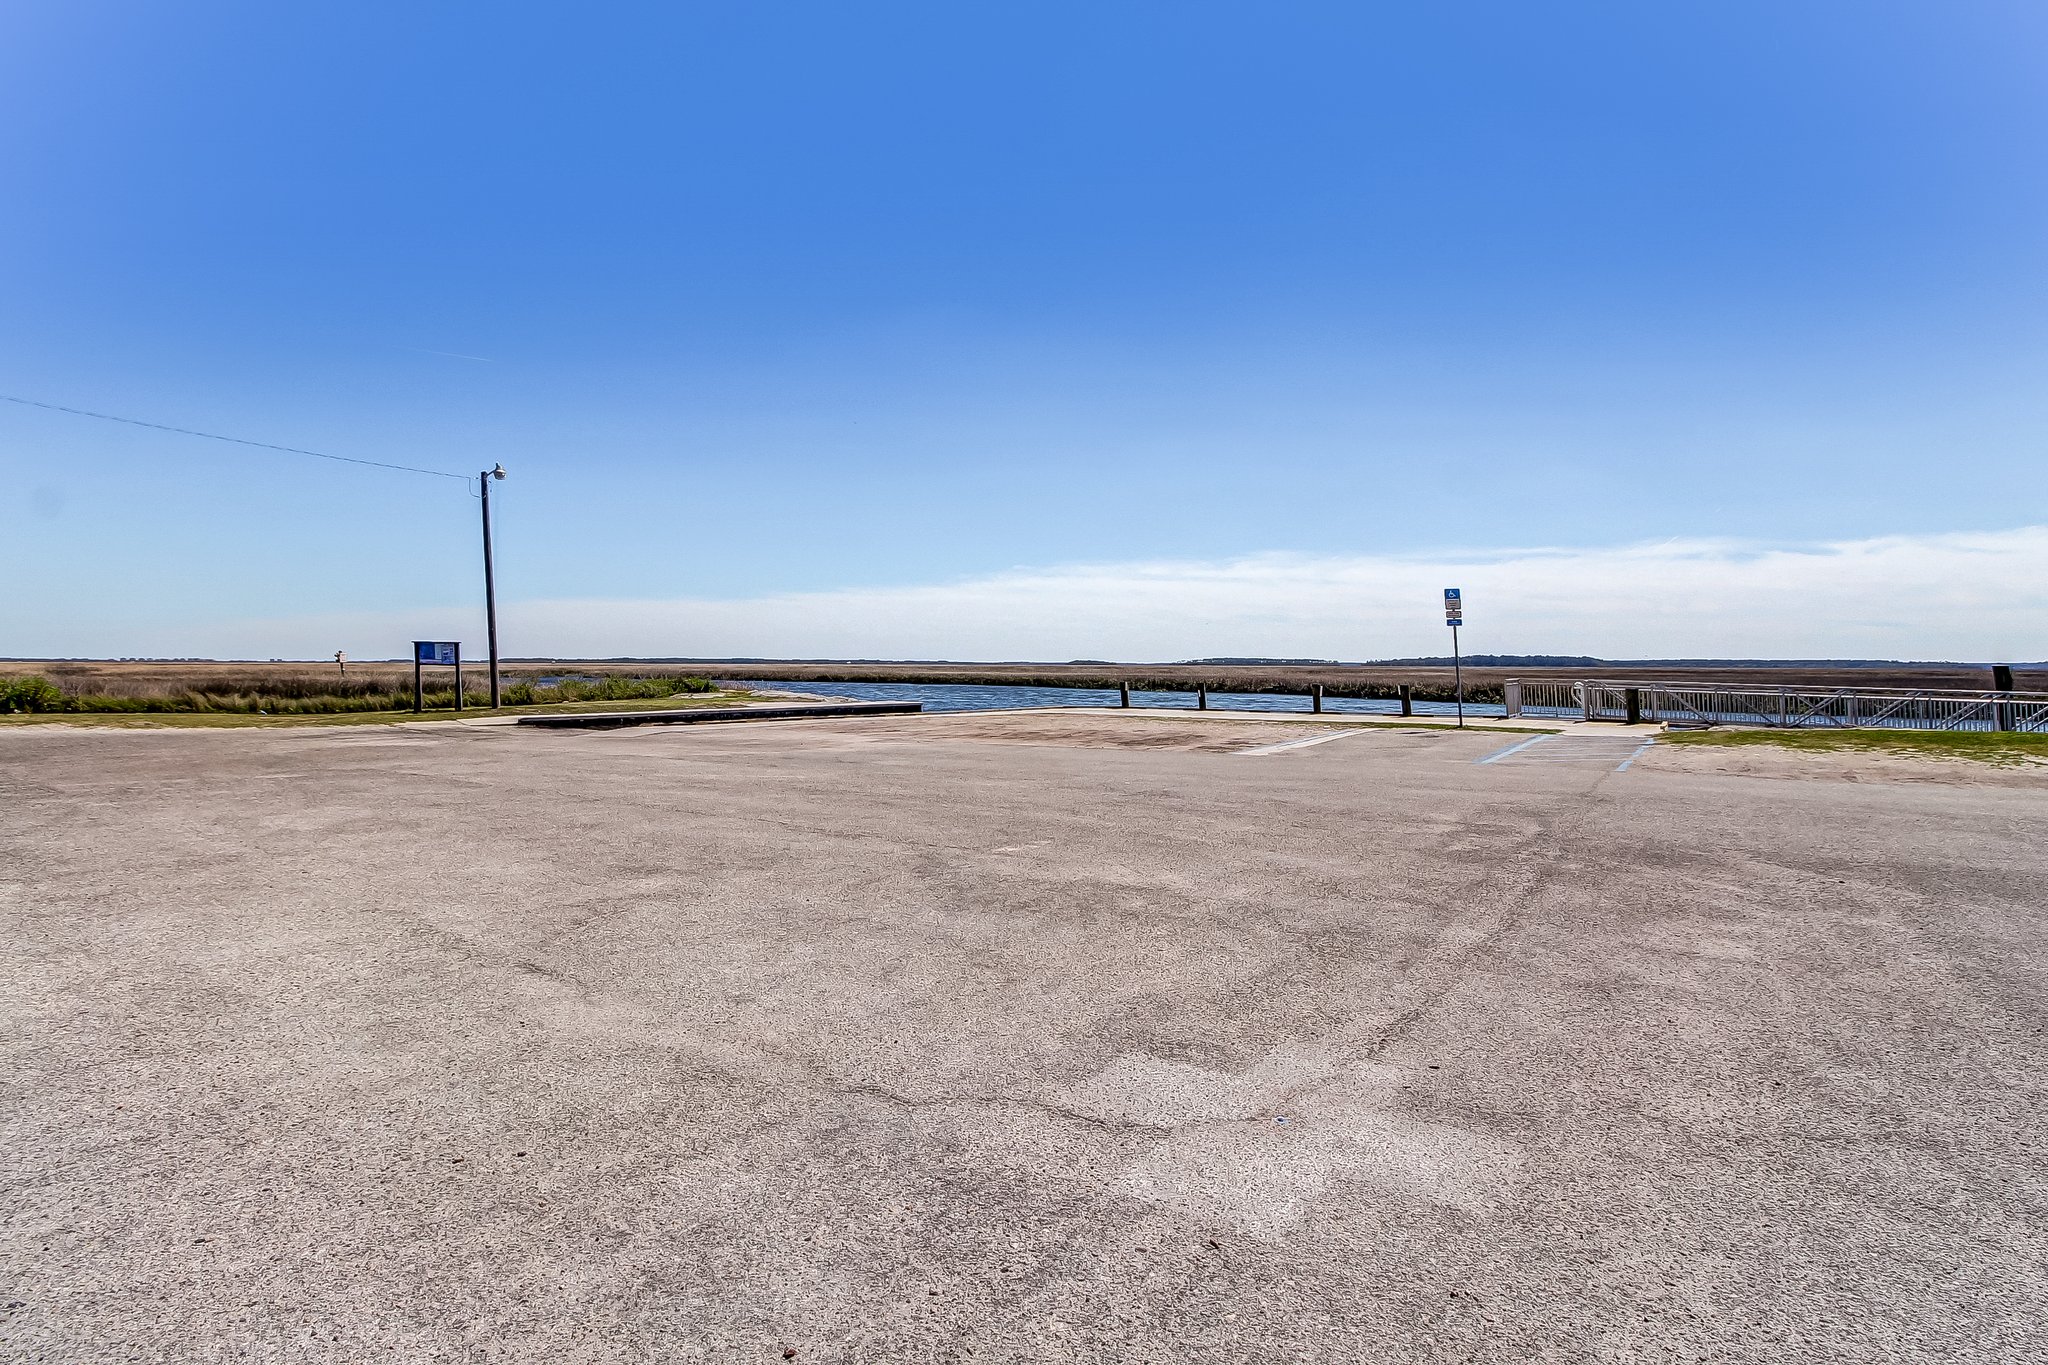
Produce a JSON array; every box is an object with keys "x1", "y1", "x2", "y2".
[{"x1": 3, "y1": 712, "x2": 2045, "y2": 1362}]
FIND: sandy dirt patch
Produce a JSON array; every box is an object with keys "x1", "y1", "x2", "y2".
[{"x1": 1652, "y1": 737, "x2": 2048, "y2": 787}]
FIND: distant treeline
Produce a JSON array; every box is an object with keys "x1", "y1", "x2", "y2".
[
  {"x1": 457, "y1": 654, "x2": 2048, "y2": 669},
  {"x1": 1371, "y1": 656, "x2": 2048, "y2": 668}
]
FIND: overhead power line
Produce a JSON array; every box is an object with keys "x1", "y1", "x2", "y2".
[{"x1": 0, "y1": 393, "x2": 470, "y2": 481}]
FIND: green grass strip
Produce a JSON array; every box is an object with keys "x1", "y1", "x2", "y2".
[
  {"x1": 0, "y1": 691, "x2": 766, "y2": 730},
  {"x1": 1666, "y1": 726, "x2": 2048, "y2": 767}
]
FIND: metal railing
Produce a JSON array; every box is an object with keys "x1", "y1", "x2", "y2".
[
  {"x1": 1503, "y1": 678, "x2": 2048, "y2": 732},
  {"x1": 1508, "y1": 680, "x2": 1583, "y2": 718}
]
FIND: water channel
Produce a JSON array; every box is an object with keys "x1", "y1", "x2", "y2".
[{"x1": 743, "y1": 678, "x2": 1517, "y2": 719}]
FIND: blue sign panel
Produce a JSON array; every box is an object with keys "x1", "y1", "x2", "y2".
[{"x1": 414, "y1": 641, "x2": 459, "y2": 665}]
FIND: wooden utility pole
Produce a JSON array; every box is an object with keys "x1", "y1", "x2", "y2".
[{"x1": 480, "y1": 465, "x2": 505, "y2": 707}]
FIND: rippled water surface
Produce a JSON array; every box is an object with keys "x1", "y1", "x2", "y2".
[{"x1": 744, "y1": 678, "x2": 1512, "y2": 718}]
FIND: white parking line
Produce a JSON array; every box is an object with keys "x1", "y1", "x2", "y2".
[
  {"x1": 1240, "y1": 731, "x2": 1356, "y2": 756},
  {"x1": 1476, "y1": 734, "x2": 1555, "y2": 764}
]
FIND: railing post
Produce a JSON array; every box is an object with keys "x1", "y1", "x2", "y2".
[
  {"x1": 1624, "y1": 687, "x2": 1641, "y2": 725},
  {"x1": 1504, "y1": 678, "x2": 1521, "y2": 717}
]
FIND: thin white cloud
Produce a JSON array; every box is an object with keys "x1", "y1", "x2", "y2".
[{"x1": 20, "y1": 526, "x2": 2048, "y2": 662}]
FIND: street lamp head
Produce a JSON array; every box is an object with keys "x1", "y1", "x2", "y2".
[{"x1": 490, "y1": 464, "x2": 507, "y2": 480}]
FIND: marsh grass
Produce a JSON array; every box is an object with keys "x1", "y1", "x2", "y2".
[
  {"x1": 0, "y1": 690, "x2": 760, "y2": 729},
  {"x1": 722, "y1": 666, "x2": 1507, "y2": 705},
  {"x1": 702, "y1": 660, "x2": 2043, "y2": 698},
  {"x1": 0, "y1": 668, "x2": 713, "y2": 716}
]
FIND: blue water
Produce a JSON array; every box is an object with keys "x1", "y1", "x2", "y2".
[
  {"x1": 745, "y1": 678, "x2": 1510, "y2": 719},
  {"x1": 728, "y1": 679, "x2": 2040, "y2": 732}
]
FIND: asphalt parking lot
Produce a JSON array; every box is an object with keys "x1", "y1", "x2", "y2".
[{"x1": 4, "y1": 712, "x2": 2044, "y2": 1363}]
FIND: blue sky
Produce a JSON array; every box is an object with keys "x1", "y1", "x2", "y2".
[{"x1": 4, "y1": 3, "x2": 2045, "y2": 660}]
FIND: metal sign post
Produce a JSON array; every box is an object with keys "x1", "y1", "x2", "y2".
[
  {"x1": 412, "y1": 641, "x2": 462, "y2": 714},
  {"x1": 1444, "y1": 588, "x2": 1464, "y2": 728}
]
